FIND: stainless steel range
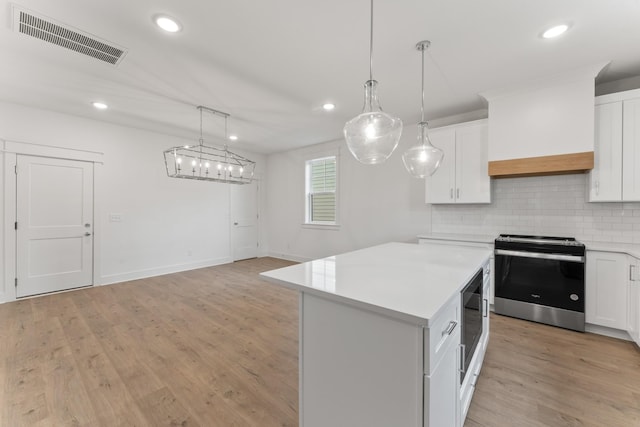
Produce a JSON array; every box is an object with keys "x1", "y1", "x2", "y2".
[{"x1": 494, "y1": 234, "x2": 586, "y2": 332}]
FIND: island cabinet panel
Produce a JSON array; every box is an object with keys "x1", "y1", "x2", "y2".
[
  {"x1": 425, "y1": 325, "x2": 460, "y2": 427},
  {"x1": 482, "y1": 269, "x2": 490, "y2": 353},
  {"x1": 424, "y1": 295, "x2": 460, "y2": 373},
  {"x1": 300, "y1": 293, "x2": 424, "y2": 427}
]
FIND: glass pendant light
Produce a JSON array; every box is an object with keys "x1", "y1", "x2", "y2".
[
  {"x1": 343, "y1": 0, "x2": 402, "y2": 165},
  {"x1": 402, "y1": 40, "x2": 444, "y2": 178}
]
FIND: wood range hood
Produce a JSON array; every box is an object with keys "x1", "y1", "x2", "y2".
[
  {"x1": 481, "y1": 62, "x2": 606, "y2": 179},
  {"x1": 488, "y1": 151, "x2": 594, "y2": 178}
]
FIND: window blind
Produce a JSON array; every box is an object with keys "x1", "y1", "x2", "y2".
[{"x1": 308, "y1": 157, "x2": 336, "y2": 223}]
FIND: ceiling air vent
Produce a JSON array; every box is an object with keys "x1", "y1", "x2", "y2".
[{"x1": 12, "y1": 5, "x2": 128, "y2": 65}]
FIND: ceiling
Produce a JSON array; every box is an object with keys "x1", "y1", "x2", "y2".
[{"x1": 1, "y1": 0, "x2": 640, "y2": 154}]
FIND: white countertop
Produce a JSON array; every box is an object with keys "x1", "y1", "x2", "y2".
[
  {"x1": 261, "y1": 242, "x2": 491, "y2": 326},
  {"x1": 585, "y1": 241, "x2": 640, "y2": 258},
  {"x1": 417, "y1": 233, "x2": 496, "y2": 245},
  {"x1": 417, "y1": 233, "x2": 640, "y2": 258}
]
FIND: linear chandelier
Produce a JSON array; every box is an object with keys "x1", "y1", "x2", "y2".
[{"x1": 163, "y1": 106, "x2": 255, "y2": 184}]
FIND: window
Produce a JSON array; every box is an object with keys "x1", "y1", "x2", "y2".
[{"x1": 305, "y1": 156, "x2": 337, "y2": 225}]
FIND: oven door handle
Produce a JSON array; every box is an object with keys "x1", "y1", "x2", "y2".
[{"x1": 495, "y1": 249, "x2": 584, "y2": 263}]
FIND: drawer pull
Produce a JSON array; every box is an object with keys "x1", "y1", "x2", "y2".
[{"x1": 443, "y1": 320, "x2": 457, "y2": 336}]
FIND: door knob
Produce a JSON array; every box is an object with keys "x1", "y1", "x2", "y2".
[
  {"x1": 84, "y1": 223, "x2": 91, "y2": 228},
  {"x1": 85, "y1": 232, "x2": 91, "y2": 236},
  {"x1": 234, "y1": 222, "x2": 238, "y2": 225}
]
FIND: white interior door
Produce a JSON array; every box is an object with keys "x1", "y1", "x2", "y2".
[
  {"x1": 16, "y1": 155, "x2": 94, "y2": 297},
  {"x1": 230, "y1": 180, "x2": 258, "y2": 261}
]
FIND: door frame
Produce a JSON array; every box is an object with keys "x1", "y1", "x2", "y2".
[{"x1": 2, "y1": 139, "x2": 103, "y2": 303}]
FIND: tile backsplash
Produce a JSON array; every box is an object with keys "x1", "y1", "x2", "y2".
[{"x1": 431, "y1": 174, "x2": 640, "y2": 244}]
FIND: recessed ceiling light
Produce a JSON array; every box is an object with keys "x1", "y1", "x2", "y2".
[
  {"x1": 323, "y1": 103, "x2": 336, "y2": 111},
  {"x1": 229, "y1": 135, "x2": 239, "y2": 141},
  {"x1": 542, "y1": 24, "x2": 569, "y2": 39},
  {"x1": 92, "y1": 101, "x2": 108, "y2": 110},
  {"x1": 154, "y1": 15, "x2": 182, "y2": 33}
]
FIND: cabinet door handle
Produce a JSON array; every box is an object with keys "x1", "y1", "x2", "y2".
[
  {"x1": 471, "y1": 373, "x2": 479, "y2": 387},
  {"x1": 595, "y1": 180, "x2": 600, "y2": 196},
  {"x1": 456, "y1": 188, "x2": 460, "y2": 199},
  {"x1": 459, "y1": 344, "x2": 466, "y2": 374},
  {"x1": 631, "y1": 265, "x2": 636, "y2": 281},
  {"x1": 450, "y1": 188, "x2": 453, "y2": 199},
  {"x1": 483, "y1": 299, "x2": 488, "y2": 318},
  {"x1": 443, "y1": 320, "x2": 457, "y2": 336}
]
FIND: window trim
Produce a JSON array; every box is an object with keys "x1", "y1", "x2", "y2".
[{"x1": 303, "y1": 152, "x2": 339, "y2": 228}]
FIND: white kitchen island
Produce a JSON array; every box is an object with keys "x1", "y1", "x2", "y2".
[{"x1": 261, "y1": 242, "x2": 491, "y2": 427}]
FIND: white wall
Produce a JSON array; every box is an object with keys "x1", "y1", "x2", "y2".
[
  {"x1": 265, "y1": 124, "x2": 431, "y2": 261},
  {"x1": 483, "y1": 64, "x2": 605, "y2": 162},
  {"x1": 0, "y1": 101, "x2": 265, "y2": 302},
  {"x1": 432, "y1": 173, "x2": 640, "y2": 244}
]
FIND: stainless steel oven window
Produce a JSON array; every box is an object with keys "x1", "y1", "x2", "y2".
[{"x1": 494, "y1": 251, "x2": 584, "y2": 312}]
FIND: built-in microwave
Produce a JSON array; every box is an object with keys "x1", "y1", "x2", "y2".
[{"x1": 460, "y1": 268, "x2": 484, "y2": 384}]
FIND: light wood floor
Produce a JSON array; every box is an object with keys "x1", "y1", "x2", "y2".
[
  {"x1": 1, "y1": 257, "x2": 639, "y2": 426},
  {"x1": 467, "y1": 314, "x2": 640, "y2": 427}
]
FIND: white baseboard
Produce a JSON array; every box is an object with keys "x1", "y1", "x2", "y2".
[
  {"x1": 266, "y1": 252, "x2": 312, "y2": 263},
  {"x1": 585, "y1": 323, "x2": 632, "y2": 341},
  {"x1": 98, "y1": 257, "x2": 233, "y2": 286}
]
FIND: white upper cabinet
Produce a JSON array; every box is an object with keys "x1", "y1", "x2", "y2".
[
  {"x1": 456, "y1": 123, "x2": 491, "y2": 203},
  {"x1": 589, "y1": 102, "x2": 623, "y2": 201},
  {"x1": 426, "y1": 120, "x2": 491, "y2": 204},
  {"x1": 622, "y1": 98, "x2": 640, "y2": 200},
  {"x1": 589, "y1": 89, "x2": 640, "y2": 202},
  {"x1": 425, "y1": 128, "x2": 456, "y2": 203}
]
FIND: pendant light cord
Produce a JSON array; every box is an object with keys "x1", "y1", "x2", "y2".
[
  {"x1": 369, "y1": 0, "x2": 373, "y2": 82},
  {"x1": 421, "y1": 47, "x2": 425, "y2": 123}
]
